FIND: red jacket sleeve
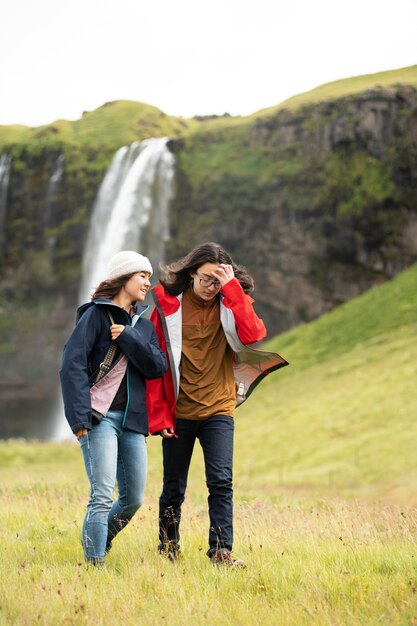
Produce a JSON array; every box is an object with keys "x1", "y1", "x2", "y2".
[
  {"x1": 146, "y1": 307, "x2": 176, "y2": 434},
  {"x1": 221, "y1": 278, "x2": 267, "y2": 344}
]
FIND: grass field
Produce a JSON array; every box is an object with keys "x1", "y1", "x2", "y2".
[
  {"x1": 2, "y1": 442, "x2": 417, "y2": 625},
  {"x1": 1, "y1": 265, "x2": 417, "y2": 625}
]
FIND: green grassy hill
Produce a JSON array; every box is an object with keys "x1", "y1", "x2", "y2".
[
  {"x1": 255, "y1": 64, "x2": 417, "y2": 117},
  {"x1": 180, "y1": 64, "x2": 417, "y2": 134},
  {"x1": 0, "y1": 100, "x2": 194, "y2": 150},
  {"x1": 1, "y1": 65, "x2": 415, "y2": 150},
  {"x1": 173, "y1": 64, "x2": 417, "y2": 194},
  {"x1": 233, "y1": 262, "x2": 417, "y2": 502}
]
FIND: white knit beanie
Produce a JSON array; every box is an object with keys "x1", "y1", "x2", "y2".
[{"x1": 106, "y1": 251, "x2": 153, "y2": 280}]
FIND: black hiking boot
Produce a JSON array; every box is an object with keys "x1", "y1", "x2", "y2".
[{"x1": 158, "y1": 541, "x2": 181, "y2": 561}]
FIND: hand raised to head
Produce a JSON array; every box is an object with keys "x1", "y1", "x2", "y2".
[{"x1": 211, "y1": 264, "x2": 234, "y2": 287}]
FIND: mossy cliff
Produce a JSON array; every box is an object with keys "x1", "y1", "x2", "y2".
[
  {"x1": 0, "y1": 67, "x2": 416, "y2": 437},
  {"x1": 170, "y1": 80, "x2": 417, "y2": 330}
]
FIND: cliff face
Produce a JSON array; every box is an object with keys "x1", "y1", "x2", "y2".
[
  {"x1": 0, "y1": 83, "x2": 416, "y2": 437},
  {"x1": 0, "y1": 143, "x2": 113, "y2": 438},
  {"x1": 168, "y1": 85, "x2": 417, "y2": 330}
]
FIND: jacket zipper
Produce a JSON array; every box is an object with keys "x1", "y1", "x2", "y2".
[
  {"x1": 121, "y1": 306, "x2": 148, "y2": 428},
  {"x1": 121, "y1": 310, "x2": 131, "y2": 428}
]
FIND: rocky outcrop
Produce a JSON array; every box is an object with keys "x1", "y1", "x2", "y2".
[{"x1": 251, "y1": 87, "x2": 413, "y2": 156}]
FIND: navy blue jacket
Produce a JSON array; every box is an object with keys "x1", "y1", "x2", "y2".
[{"x1": 60, "y1": 299, "x2": 167, "y2": 435}]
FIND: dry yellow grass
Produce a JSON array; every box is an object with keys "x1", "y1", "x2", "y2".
[{"x1": 1, "y1": 440, "x2": 417, "y2": 626}]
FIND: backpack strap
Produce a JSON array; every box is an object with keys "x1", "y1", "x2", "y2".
[{"x1": 95, "y1": 310, "x2": 118, "y2": 382}]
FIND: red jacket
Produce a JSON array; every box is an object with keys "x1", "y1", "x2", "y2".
[{"x1": 146, "y1": 278, "x2": 288, "y2": 434}]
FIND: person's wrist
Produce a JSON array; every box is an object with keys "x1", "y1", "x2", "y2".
[{"x1": 220, "y1": 276, "x2": 235, "y2": 288}]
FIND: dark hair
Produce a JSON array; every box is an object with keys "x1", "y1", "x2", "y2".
[
  {"x1": 159, "y1": 242, "x2": 254, "y2": 295},
  {"x1": 91, "y1": 273, "x2": 136, "y2": 301}
]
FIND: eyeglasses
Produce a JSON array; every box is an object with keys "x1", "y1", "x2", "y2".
[{"x1": 196, "y1": 273, "x2": 221, "y2": 289}]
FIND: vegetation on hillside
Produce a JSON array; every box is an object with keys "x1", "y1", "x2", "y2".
[
  {"x1": 166, "y1": 71, "x2": 416, "y2": 299},
  {"x1": 238, "y1": 263, "x2": 417, "y2": 497},
  {"x1": 0, "y1": 100, "x2": 194, "y2": 150},
  {"x1": 1, "y1": 65, "x2": 415, "y2": 151},
  {"x1": 267, "y1": 262, "x2": 417, "y2": 371},
  {"x1": 257, "y1": 64, "x2": 417, "y2": 116}
]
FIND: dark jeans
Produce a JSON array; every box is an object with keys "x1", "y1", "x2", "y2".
[{"x1": 159, "y1": 414, "x2": 234, "y2": 555}]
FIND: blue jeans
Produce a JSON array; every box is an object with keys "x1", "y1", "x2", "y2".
[
  {"x1": 159, "y1": 414, "x2": 234, "y2": 555},
  {"x1": 79, "y1": 410, "x2": 147, "y2": 562}
]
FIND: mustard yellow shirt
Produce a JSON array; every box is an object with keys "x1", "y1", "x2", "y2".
[{"x1": 175, "y1": 286, "x2": 235, "y2": 420}]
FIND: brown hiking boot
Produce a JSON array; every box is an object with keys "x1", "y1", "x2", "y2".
[{"x1": 210, "y1": 548, "x2": 245, "y2": 568}]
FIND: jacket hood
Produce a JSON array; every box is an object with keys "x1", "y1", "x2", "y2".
[{"x1": 76, "y1": 299, "x2": 149, "y2": 323}]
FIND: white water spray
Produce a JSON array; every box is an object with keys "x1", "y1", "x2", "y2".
[
  {"x1": 0, "y1": 154, "x2": 12, "y2": 255},
  {"x1": 44, "y1": 154, "x2": 64, "y2": 219},
  {"x1": 54, "y1": 137, "x2": 175, "y2": 440},
  {"x1": 79, "y1": 138, "x2": 174, "y2": 303},
  {"x1": 44, "y1": 154, "x2": 65, "y2": 266}
]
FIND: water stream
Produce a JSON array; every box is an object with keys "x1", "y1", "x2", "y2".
[
  {"x1": 54, "y1": 137, "x2": 175, "y2": 439},
  {"x1": 0, "y1": 154, "x2": 12, "y2": 256}
]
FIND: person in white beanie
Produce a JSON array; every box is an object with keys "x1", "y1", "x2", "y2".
[
  {"x1": 106, "y1": 250, "x2": 153, "y2": 281},
  {"x1": 60, "y1": 250, "x2": 167, "y2": 567}
]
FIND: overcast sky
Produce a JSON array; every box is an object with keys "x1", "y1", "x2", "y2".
[{"x1": 1, "y1": 0, "x2": 416, "y2": 127}]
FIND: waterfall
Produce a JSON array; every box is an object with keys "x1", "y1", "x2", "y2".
[
  {"x1": 0, "y1": 154, "x2": 12, "y2": 256},
  {"x1": 79, "y1": 137, "x2": 175, "y2": 303},
  {"x1": 54, "y1": 137, "x2": 175, "y2": 440},
  {"x1": 44, "y1": 154, "x2": 65, "y2": 266},
  {"x1": 44, "y1": 154, "x2": 64, "y2": 224}
]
